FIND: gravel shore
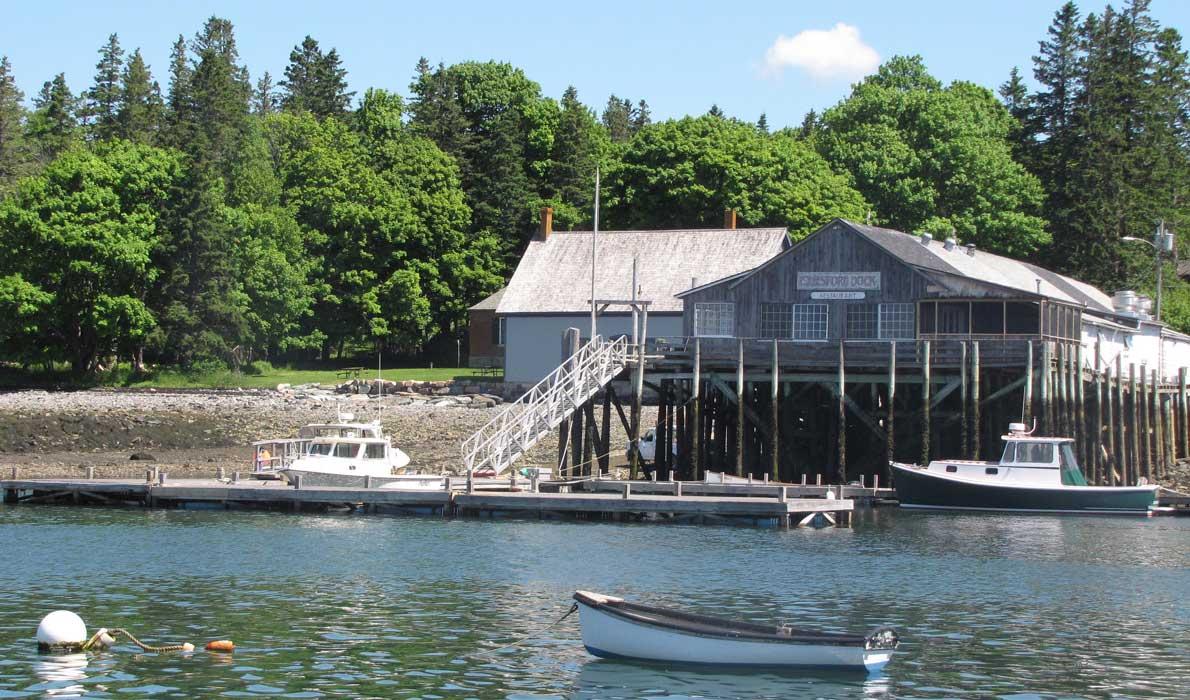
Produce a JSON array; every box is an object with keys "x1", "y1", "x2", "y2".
[{"x1": 0, "y1": 389, "x2": 650, "y2": 479}]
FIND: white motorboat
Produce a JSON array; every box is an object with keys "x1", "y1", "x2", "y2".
[
  {"x1": 250, "y1": 413, "x2": 387, "y2": 479},
  {"x1": 279, "y1": 432, "x2": 451, "y2": 489},
  {"x1": 891, "y1": 423, "x2": 1159, "y2": 515},
  {"x1": 573, "y1": 591, "x2": 898, "y2": 672}
]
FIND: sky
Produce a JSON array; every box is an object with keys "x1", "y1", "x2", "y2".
[{"x1": 2, "y1": 0, "x2": 1188, "y2": 130}]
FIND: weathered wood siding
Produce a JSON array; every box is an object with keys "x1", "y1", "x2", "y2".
[{"x1": 682, "y1": 221, "x2": 933, "y2": 337}]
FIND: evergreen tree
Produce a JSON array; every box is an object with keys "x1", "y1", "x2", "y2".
[
  {"x1": 632, "y1": 99, "x2": 651, "y2": 132},
  {"x1": 707, "y1": 103, "x2": 725, "y2": 118},
  {"x1": 27, "y1": 73, "x2": 78, "y2": 161},
  {"x1": 280, "y1": 36, "x2": 354, "y2": 118},
  {"x1": 602, "y1": 94, "x2": 633, "y2": 143},
  {"x1": 999, "y1": 66, "x2": 1033, "y2": 165},
  {"x1": 1031, "y1": 2, "x2": 1083, "y2": 247},
  {"x1": 186, "y1": 16, "x2": 251, "y2": 176},
  {"x1": 164, "y1": 35, "x2": 193, "y2": 147},
  {"x1": 85, "y1": 33, "x2": 124, "y2": 140},
  {"x1": 117, "y1": 49, "x2": 164, "y2": 144},
  {"x1": 757, "y1": 113, "x2": 769, "y2": 133},
  {"x1": 549, "y1": 85, "x2": 606, "y2": 225},
  {"x1": 408, "y1": 61, "x2": 472, "y2": 156},
  {"x1": 0, "y1": 56, "x2": 31, "y2": 194},
  {"x1": 253, "y1": 71, "x2": 278, "y2": 115},
  {"x1": 798, "y1": 109, "x2": 819, "y2": 139}
]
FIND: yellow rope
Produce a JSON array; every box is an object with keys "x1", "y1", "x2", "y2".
[{"x1": 78, "y1": 628, "x2": 192, "y2": 653}]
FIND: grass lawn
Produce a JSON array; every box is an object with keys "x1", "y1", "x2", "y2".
[{"x1": 0, "y1": 364, "x2": 496, "y2": 390}]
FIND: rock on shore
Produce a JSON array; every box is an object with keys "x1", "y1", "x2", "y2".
[{"x1": 0, "y1": 388, "x2": 651, "y2": 480}]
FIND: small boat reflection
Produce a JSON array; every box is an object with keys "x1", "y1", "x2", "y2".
[
  {"x1": 570, "y1": 659, "x2": 892, "y2": 700},
  {"x1": 30, "y1": 653, "x2": 89, "y2": 698}
]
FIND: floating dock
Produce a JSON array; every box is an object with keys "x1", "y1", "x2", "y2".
[{"x1": 0, "y1": 476, "x2": 853, "y2": 528}]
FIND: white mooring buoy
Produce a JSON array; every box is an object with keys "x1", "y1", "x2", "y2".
[{"x1": 36, "y1": 611, "x2": 87, "y2": 650}]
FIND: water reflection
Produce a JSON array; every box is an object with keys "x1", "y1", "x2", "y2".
[
  {"x1": 570, "y1": 660, "x2": 892, "y2": 700},
  {"x1": 29, "y1": 653, "x2": 88, "y2": 698}
]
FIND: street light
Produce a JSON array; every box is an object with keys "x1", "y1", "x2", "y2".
[{"x1": 1122, "y1": 220, "x2": 1175, "y2": 321}]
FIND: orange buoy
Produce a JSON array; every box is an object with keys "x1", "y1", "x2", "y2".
[{"x1": 205, "y1": 640, "x2": 235, "y2": 652}]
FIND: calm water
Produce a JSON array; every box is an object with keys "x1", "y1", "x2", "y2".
[{"x1": 0, "y1": 505, "x2": 1186, "y2": 699}]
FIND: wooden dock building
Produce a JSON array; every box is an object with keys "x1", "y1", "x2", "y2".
[{"x1": 547, "y1": 218, "x2": 1190, "y2": 491}]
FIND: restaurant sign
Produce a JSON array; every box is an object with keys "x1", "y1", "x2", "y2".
[{"x1": 798, "y1": 272, "x2": 881, "y2": 291}]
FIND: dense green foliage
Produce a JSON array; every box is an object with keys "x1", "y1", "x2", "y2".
[{"x1": 1, "y1": 1, "x2": 1188, "y2": 374}]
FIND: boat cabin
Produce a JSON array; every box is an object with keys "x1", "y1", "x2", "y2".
[
  {"x1": 927, "y1": 424, "x2": 1088, "y2": 487},
  {"x1": 297, "y1": 422, "x2": 383, "y2": 440},
  {"x1": 306, "y1": 437, "x2": 395, "y2": 463}
]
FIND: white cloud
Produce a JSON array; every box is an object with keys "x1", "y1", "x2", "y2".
[{"x1": 761, "y1": 23, "x2": 880, "y2": 81}]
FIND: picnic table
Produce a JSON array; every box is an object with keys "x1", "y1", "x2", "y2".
[{"x1": 337, "y1": 366, "x2": 365, "y2": 380}]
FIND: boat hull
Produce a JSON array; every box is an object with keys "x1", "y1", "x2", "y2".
[
  {"x1": 280, "y1": 469, "x2": 447, "y2": 490},
  {"x1": 575, "y1": 602, "x2": 892, "y2": 672},
  {"x1": 891, "y1": 463, "x2": 1157, "y2": 514}
]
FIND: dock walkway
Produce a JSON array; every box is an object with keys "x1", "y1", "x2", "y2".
[{"x1": 1, "y1": 477, "x2": 852, "y2": 527}]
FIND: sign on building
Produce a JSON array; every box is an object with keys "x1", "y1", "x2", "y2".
[{"x1": 797, "y1": 272, "x2": 881, "y2": 291}]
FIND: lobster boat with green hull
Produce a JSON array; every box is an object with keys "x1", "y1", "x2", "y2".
[{"x1": 891, "y1": 423, "x2": 1159, "y2": 515}]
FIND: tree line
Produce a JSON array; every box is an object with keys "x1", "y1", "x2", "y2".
[{"x1": 0, "y1": 0, "x2": 1186, "y2": 375}]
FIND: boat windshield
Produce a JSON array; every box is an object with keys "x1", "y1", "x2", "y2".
[
  {"x1": 1015, "y1": 442, "x2": 1054, "y2": 465},
  {"x1": 1059, "y1": 443, "x2": 1088, "y2": 486},
  {"x1": 309, "y1": 442, "x2": 333, "y2": 457}
]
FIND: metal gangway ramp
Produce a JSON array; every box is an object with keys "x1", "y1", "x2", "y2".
[{"x1": 462, "y1": 336, "x2": 630, "y2": 480}]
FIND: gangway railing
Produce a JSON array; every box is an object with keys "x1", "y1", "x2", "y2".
[{"x1": 461, "y1": 336, "x2": 630, "y2": 478}]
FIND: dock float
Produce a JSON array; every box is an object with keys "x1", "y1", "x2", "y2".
[
  {"x1": 578, "y1": 478, "x2": 894, "y2": 504},
  {"x1": 1, "y1": 477, "x2": 852, "y2": 527}
]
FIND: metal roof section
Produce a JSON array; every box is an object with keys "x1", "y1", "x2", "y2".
[
  {"x1": 845, "y1": 221, "x2": 1116, "y2": 312},
  {"x1": 496, "y1": 228, "x2": 790, "y2": 315}
]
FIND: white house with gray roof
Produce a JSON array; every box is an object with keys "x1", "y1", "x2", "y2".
[{"x1": 493, "y1": 209, "x2": 789, "y2": 382}]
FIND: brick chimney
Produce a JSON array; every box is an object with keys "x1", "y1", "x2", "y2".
[
  {"x1": 536, "y1": 206, "x2": 554, "y2": 241},
  {"x1": 724, "y1": 208, "x2": 738, "y2": 229}
]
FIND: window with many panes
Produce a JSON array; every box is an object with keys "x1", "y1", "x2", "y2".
[
  {"x1": 846, "y1": 305, "x2": 877, "y2": 339},
  {"x1": 693, "y1": 303, "x2": 734, "y2": 337},
  {"x1": 793, "y1": 304, "x2": 828, "y2": 340},
  {"x1": 760, "y1": 302, "x2": 792, "y2": 339},
  {"x1": 879, "y1": 303, "x2": 915, "y2": 339}
]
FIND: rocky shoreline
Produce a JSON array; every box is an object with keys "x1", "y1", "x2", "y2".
[{"x1": 0, "y1": 387, "x2": 649, "y2": 479}]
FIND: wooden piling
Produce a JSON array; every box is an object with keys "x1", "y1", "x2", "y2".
[
  {"x1": 1140, "y1": 365, "x2": 1151, "y2": 482},
  {"x1": 691, "y1": 338, "x2": 701, "y2": 481},
  {"x1": 1180, "y1": 368, "x2": 1188, "y2": 460},
  {"x1": 1024, "y1": 340, "x2": 1034, "y2": 427},
  {"x1": 960, "y1": 341, "x2": 969, "y2": 457},
  {"x1": 886, "y1": 341, "x2": 896, "y2": 479},
  {"x1": 921, "y1": 340, "x2": 931, "y2": 465},
  {"x1": 736, "y1": 338, "x2": 745, "y2": 477},
  {"x1": 1151, "y1": 368, "x2": 1161, "y2": 480},
  {"x1": 771, "y1": 339, "x2": 779, "y2": 482},
  {"x1": 1162, "y1": 389, "x2": 1174, "y2": 480},
  {"x1": 972, "y1": 341, "x2": 981, "y2": 460},
  {"x1": 1056, "y1": 343, "x2": 1068, "y2": 439},
  {"x1": 601, "y1": 388, "x2": 612, "y2": 475},
  {"x1": 1094, "y1": 366, "x2": 1105, "y2": 485},
  {"x1": 837, "y1": 340, "x2": 846, "y2": 483},
  {"x1": 1040, "y1": 341, "x2": 1052, "y2": 435},
  {"x1": 1075, "y1": 343, "x2": 1085, "y2": 467},
  {"x1": 1129, "y1": 363, "x2": 1139, "y2": 486}
]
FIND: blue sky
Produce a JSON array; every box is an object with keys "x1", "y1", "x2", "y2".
[{"x1": 2, "y1": 1, "x2": 1187, "y2": 129}]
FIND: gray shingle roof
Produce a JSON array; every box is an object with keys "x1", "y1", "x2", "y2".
[
  {"x1": 497, "y1": 228, "x2": 789, "y2": 314},
  {"x1": 469, "y1": 286, "x2": 505, "y2": 311}
]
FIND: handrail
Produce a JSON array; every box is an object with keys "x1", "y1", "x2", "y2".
[{"x1": 461, "y1": 336, "x2": 629, "y2": 477}]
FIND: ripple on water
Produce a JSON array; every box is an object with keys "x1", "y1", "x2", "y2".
[{"x1": 0, "y1": 506, "x2": 1187, "y2": 698}]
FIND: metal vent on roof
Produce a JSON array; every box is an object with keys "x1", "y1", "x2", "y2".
[
  {"x1": 965, "y1": 244, "x2": 977, "y2": 257},
  {"x1": 919, "y1": 233, "x2": 932, "y2": 246},
  {"x1": 944, "y1": 237, "x2": 957, "y2": 250}
]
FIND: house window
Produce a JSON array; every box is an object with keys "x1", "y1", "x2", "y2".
[
  {"x1": 879, "y1": 304, "x2": 916, "y2": 339},
  {"x1": 694, "y1": 303, "x2": 734, "y2": 337},
  {"x1": 491, "y1": 316, "x2": 506, "y2": 347},
  {"x1": 846, "y1": 305, "x2": 877, "y2": 339},
  {"x1": 760, "y1": 303, "x2": 792, "y2": 339},
  {"x1": 793, "y1": 304, "x2": 828, "y2": 340}
]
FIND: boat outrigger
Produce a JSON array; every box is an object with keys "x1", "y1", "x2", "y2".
[
  {"x1": 891, "y1": 423, "x2": 1159, "y2": 515},
  {"x1": 573, "y1": 591, "x2": 899, "y2": 672}
]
